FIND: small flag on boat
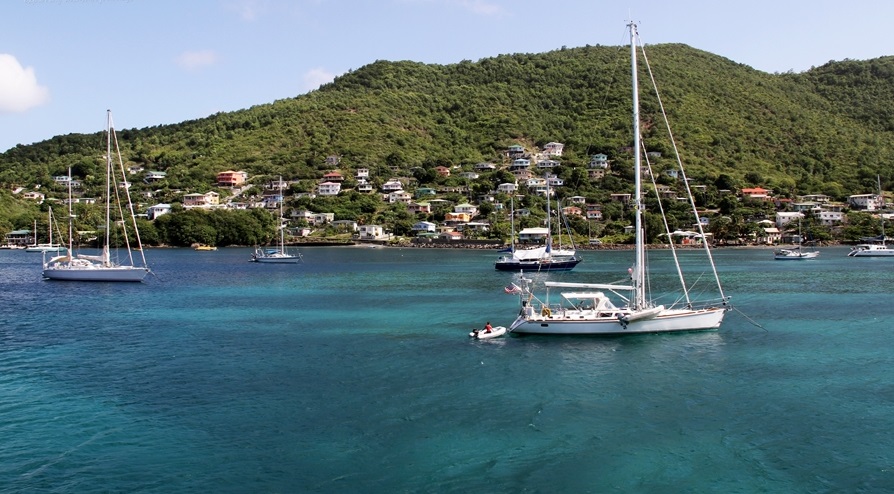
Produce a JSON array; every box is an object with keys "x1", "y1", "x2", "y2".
[{"x1": 504, "y1": 283, "x2": 521, "y2": 294}]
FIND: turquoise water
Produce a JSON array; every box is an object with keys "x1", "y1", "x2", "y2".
[{"x1": 1, "y1": 246, "x2": 893, "y2": 492}]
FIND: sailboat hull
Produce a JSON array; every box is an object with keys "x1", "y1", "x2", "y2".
[
  {"x1": 494, "y1": 257, "x2": 582, "y2": 271},
  {"x1": 509, "y1": 307, "x2": 727, "y2": 335},
  {"x1": 848, "y1": 245, "x2": 894, "y2": 257},
  {"x1": 252, "y1": 255, "x2": 301, "y2": 264},
  {"x1": 43, "y1": 265, "x2": 148, "y2": 282}
]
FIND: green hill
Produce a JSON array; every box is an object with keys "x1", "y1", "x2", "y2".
[{"x1": 1, "y1": 43, "x2": 893, "y2": 244}]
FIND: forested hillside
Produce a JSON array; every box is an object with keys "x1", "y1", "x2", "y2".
[{"x1": 1, "y1": 42, "x2": 892, "y2": 245}]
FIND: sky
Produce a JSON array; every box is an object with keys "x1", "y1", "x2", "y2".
[{"x1": 2, "y1": 0, "x2": 893, "y2": 153}]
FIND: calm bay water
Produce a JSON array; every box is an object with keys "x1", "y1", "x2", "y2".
[{"x1": 1, "y1": 246, "x2": 893, "y2": 493}]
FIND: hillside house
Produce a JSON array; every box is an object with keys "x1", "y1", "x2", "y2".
[
  {"x1": 741, "y1": 187, "x2": 772, "y2": 200},
  {"x1": 381, "y1": 179, "x2": 403, "y2": 192},
  {"x1": 444, "y1": 212, "x2": 471, "y2": 224},
  {"x1": 312, "y1": 213, "x2": 335, "y2": 226},
  {"x1": 454, "y1": 203, "x2": 478, "y2": 216},
  {"x1": 407, "y1": 202, "x2": 431, "y2": 214},
  {"x1": 848, "y1": 193, "x2": 883, "y2": 210},
  {"x1": 509, "y1": 158, "x2": 531, "y2": 171},
  {"x1": 358, "y1": 225, "x2": 389, "y2": 241},
  {"x1": 412, "y1": 221, "x2": 437, "y2": 233},
  {"x1": 183, "y1": 192, "x2": 219, "y2": 208},
  {"x1": 507, "y1": 144, "x2": 525, "y2": 158},
  {"x1": 22, "y1": 191, "x2": 45, "y2": 202},
  {"x1": 217, "y1": 170, "x2": 247, "y2": 187},
  {"x1": 589, "y1": 154, "x2": 609, "y2": 168},
  {"x1": 818, "y1": 210, "x2": 845, "y2": 226},
  {"x1": 146, "y1": 203, "x2": 172, "y2": 220},
  {"x1": 518, "y1": 227, "x2": 549, "y2": 242},
  {"x1": 386, "y1": 191, "x2": 412, "y2": 204},
  {"x1": 562, "y1": 206, "x2": 583, "y2": 217},
  {"x1": 323, "y1": 171, "x2": 344, "y2": 182},
  {"x1": 775, "y1": 212, "x2": 803, "y2": 228},
  {"x1": 144, "y1": 171, "x2": 166, "y2": 183},
  {"x1": 497, "y1": 183, "x2": 518, "y2": 194},
  {"x1": 317, "y1": 182, "x2": 341, "y2": 196},
  {"x1": 543, "y1": 142, "x2": 564, "y2": 156}
]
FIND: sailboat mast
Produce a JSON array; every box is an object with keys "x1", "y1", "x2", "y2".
[
  {"x1": 67, "y1": 168, "x2": 73, "y2": 254},
  {"x1": 630, "y1": 22, "x2": 646, "y2": 310},
  {"x1": 104, "y1": 110, "x2": 113, "y2": 266},
  {"x1": 279, "y1": 176, "x2": 285, "y2": 255},
  {"x1": 545, "y1": 174, "x2": 552, "y2": 256},
  {"x1": 878, "y1": 175, "x2": 887, "y2": 245}
]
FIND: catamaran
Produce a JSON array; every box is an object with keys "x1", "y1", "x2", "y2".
[
  {"x1": 506, "y1": 23, "x2": 730, "y2": 335},
  {"x1": 848, "y1": 176, "x2": 894, "y2": 257}
]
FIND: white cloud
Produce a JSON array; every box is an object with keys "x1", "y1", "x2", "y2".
[
  {"x1": 175, "y1": 50, "x2": 219, "y2": 70},
  {"x1": 0, "y1": 54, "x2": 50, "y2": 113},
  {"x1": 302, "y1": 68, "x2": 336, "y2": 92}
]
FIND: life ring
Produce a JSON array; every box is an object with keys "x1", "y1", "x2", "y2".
[{"x1": 541, "y1": 307, "x2": 552, "y2": 317}]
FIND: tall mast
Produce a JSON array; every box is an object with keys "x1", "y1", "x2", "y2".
[
  {"x1": 545, "y1": 174, "x2": 552, "y2": 255},
  {"x1": 630, "y1": 22, "x2": 646, "y2": 310},
  {"x1": 67, "y1": 168, "x2": 73, "y2": 254},
  {"x1": 104, "y1": 109, "x2": 113, "y2": 265},
  {"x1": 279, "y1": 176, "x2": 285, "y2": 254}
]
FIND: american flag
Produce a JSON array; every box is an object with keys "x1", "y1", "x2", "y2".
[{"x1": 504, "y1": 283, "x2": 521, "y2": 294}]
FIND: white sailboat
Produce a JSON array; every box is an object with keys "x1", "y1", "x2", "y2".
[
  {"x1": 774, "y1": 218, "x2": 819, "y2": 260},
  {"x1": 251, "y1": 177, "x2": 301, "y2": 263},
  {"x1": 507, "y1": 23, "x2": 730, "y2": 335},
  {"x1": 25, "y1": 210, "x2": 66, "y2": 253},
  {"x1": 848, "y1": 176, "x2": 894, "y2": 257},
  {"x1": 43, "y1": 111, "x2": 150, "y2": 282},
  {"x1": 495, "y1": 180, "x2": 582, "y2": 271}
]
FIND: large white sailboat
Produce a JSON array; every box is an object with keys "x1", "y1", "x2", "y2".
[
  {"x1": 43, "y1": 111, "x2": 150, "y2": 282},
  {"x1": 507, "y1": 23, "x2": 730, "y2": 335}
]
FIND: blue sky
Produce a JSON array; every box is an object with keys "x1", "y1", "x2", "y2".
[{"x1": 2, "y1": 0, "x2": 893, "y2": 152}]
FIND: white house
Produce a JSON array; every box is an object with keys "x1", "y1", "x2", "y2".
[
  {"x1": 543, "y1": 142, "x2": 564, "y2": 156},
  {"x1": 454, "y1": 203, "x2": 478, "y2": 216},
  {"x1": 412, "y1": 221, "x2": 437, "y2": 233},
  {"x1": 317, "y1": 181, "x2": 341, "y2": 196},
  {"x1": 848, "y1": 193, "x2": 883, "y2": 210},
  {"x1": 312, "y1": 213, "x2": 335, "y2": 225},
  {"x1": 386, "y1": 191, "x2": 412, "y2": 204},
  {"x1": 147, "y1": 203, "x2": 172, "y2": 220},
  {"x1": 518, "y1": 227, "x2": 549, "y2": 242},
  {"x1": 775, "y1": 212, "x2": 803, "y2": 228},
  {"x1": 382, "y1": 179, "x2": 404, "y2": 192},
  {"x1": 497, "y1": 183, "x2": 518, "y2": 194},
  {"x1": 358, "y1": 225, "x2": 389, "y2": 240},
  {"x1": 818, "y1": 210, "x2": 845, "y2": 226}
]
